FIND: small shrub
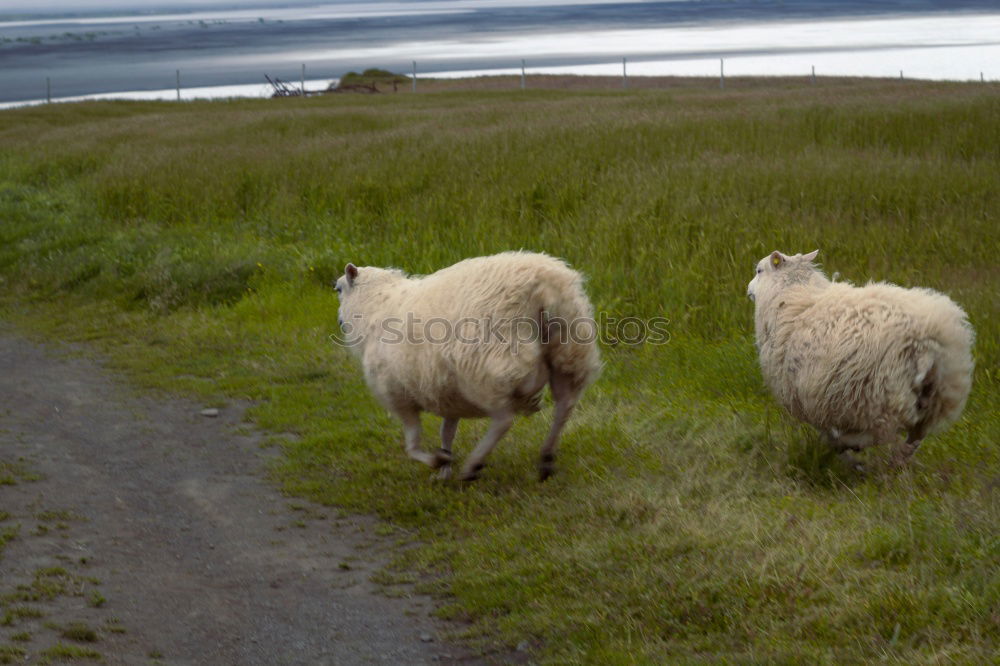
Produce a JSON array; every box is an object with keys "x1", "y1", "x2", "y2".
[{"x1": 61, "y1": 622, "x2": 99, "y2": 642}]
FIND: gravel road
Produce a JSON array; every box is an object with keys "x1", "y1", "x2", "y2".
[{"x1": 0, "y1": 331, "x2": 502, "y2": 665}]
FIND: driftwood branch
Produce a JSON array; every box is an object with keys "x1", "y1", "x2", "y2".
[
  {"x1": 265, "y1": 74, "x2": 302, "y2": 97},
  {"x1": 264, "y1": 73, "x2": 385, "y2": 98}
]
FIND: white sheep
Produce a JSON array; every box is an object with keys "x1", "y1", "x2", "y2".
[
  {"x1": 335, "y1": 251, "x2": 602, "y2": 481},
  {"x1": 746, "y1": 250, "x2": 974, "y2": 463}
]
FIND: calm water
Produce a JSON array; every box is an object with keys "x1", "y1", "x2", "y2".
[{"x1": 1, "y1": 1, "x2": 998, "y2": 105}]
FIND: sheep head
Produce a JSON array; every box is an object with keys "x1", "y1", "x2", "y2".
[
  {"x1": 335, "y1": 263, "x2": 359, "y2": 299},
  {"x1": 746, "y1": 249, "x2": 822, "y2": 304},
  {"x1": 334, "y1": 263, "x2": 363, "y2": 349},
  {"x1": 335, "y1": 263, "x2": 407, "y2": 351}
]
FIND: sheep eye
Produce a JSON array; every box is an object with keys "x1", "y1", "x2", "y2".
[
  {"x1": 335, "y1": 285, "x2": 342, "y2": 294},
  {"x1": 756, "y1": 267, "x2": 763, "y2": 275}
]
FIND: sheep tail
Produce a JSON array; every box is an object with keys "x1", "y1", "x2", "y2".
[
  {"x1": 536, "y1": 275, "x2": 602, "y2": 393},
  {"x1": 912, "y1": 317, "x2": 974, "y2": 435}
]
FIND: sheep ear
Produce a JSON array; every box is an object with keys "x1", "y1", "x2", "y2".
[
  {"x1": 802, "y1": 249, "x2": 819, "y2": 262},
  {"x1": 770, "y1": 251, "x2": 785, "y2": 269},
  {"x1": 345, "y1": 263, "x2": 358, "y2": 286}
]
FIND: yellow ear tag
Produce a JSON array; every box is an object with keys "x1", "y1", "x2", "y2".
[{"x1": 772, "y1": 256, "x2": 781, "y2": 267}]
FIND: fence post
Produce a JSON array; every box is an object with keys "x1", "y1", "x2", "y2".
[
  {"x1": 981, "y1": 72, "x2": 985, "y2": 83},
  {"x1": 412, "y1": 61, "x2": 417, "y2": 93},
  {"x1": 811, "y1": 65, "x2": 815, "y2": 84},
  {"x1": 623, "y1": 57, "x2": 628, "y2": 89},
  {"x1": 899, "y1": 70, "x2": 903, "y2": 81},
  {"x1": 46, "y1": 77, "x2": 51, "y2": 103},
  {"x1": 521, "y1": 59, "x2": 526, "y2": 90},
  {"x1": 720, "y1": 58, "x2": 725, "y2": 89},
  {"x1": 301, "y1": 63, "x2": 305, "y2": 96}
]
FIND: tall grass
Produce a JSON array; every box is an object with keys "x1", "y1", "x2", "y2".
[{"x1": 0, "y1": 79, "x2": 997, "y2": 662}]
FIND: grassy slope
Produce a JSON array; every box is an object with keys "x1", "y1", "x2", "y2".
[{"x1": 0, "y1": 79, "x2": 997, "y2": 663}]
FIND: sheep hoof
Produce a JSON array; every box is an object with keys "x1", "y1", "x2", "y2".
[
  {"x1": 460, "y1": 463, "x2": 484, "y2": 482},
  {"x1": 891, "y1": 440, "x2": 921, "y2": 468},
  {"x1": 435, "y1": 465, "x2": 453, "y2": 481},
  {"x1": 432, "y1": 448, "x2": 453, "y2": 469},
  {"x1": 838, "y1": 451, "x2": 866, "y2": 475},
  {"x1": 538, "y1": 453, "x2": 556, "y2": 482}
]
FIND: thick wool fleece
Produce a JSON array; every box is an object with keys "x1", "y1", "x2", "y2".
[
  {"x1": 337, "y1": 251, "x2": 601, "y2": 419},
  {"x1": 751, "y1": 252, "x2": 974, "y2": 446}
]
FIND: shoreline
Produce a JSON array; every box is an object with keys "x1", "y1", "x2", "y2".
[
  {"x1": 2, "y1": 6, "x2": 998, "y2": 107},
  {"x1": 2, "y1": 71, "x2": 996, "y2": 110}
]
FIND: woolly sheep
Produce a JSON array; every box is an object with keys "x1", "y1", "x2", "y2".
[
  {"x1": 335, "y1": 251, "x2": 602, "y2": 481},
  {"x1": 746, "y1": 250, "x2": 974, "y2": 463}
]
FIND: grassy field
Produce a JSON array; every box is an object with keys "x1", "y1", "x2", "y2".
[{"x1": 0, "y1": 76, "x2": 997, "y2": 663}]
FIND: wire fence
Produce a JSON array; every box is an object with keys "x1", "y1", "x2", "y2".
[{"x1": 28, "y1": 57, "x2": 997, "y2": 107}]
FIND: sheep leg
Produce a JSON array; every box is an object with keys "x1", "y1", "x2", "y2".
[
  {"x1": 893, "y1": 421, "x2": 927, "y2": 467},
  {"x1": 838, "y1": 450, "x2": 867, "y2": 474},
  {"x1": 825, "y1": 429, "x2": 875, "y2": 453},
  {"x1": 399, "y1": 409, "x2": 440, "y2": 469},
  {"x1": 538, "y1": 369, "x2": 579, "y2": 482},
  {"x1": 436, "y1": 417, "x2": 458, "y2": 480},
  {"x1": 893, "y1": 438, "x2": 922, "y2": 467},
  {"x1": 459, "y1": 410, "x2": 515, "y2": 482}
]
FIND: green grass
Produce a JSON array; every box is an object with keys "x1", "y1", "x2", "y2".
[
  {"x1": 59, "y1": 623, "x2": 98, "y2": 643},
  {"x1": 1, "y1": 607, "x2": 43, "y2": 627},
  {"x1": 0, "y1": 459, "x2": 41, "y2": 485},
  {"x1": 0, "y1": 78, "x2": 997, "y2": 662},
  {"x1": 37, "y1": 643, "x2": 101, "y2": 662},
  {"x1": 9, "y1": 568, "x2": 77, "y2": 603},
  {"x1": 0, "y1": 526, "x2": 16, "y2": 560},
  {"x1": 0, "y1": 645, "x2": 26, "y2": 665},
  {"x1": 34, "y1": 511, "x2": 85, "y2": 523},
  {"x1": 101, "y1": 619, "x2": 125, "y2": 635}
]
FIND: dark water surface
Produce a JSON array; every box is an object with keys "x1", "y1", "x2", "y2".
[{"x1": 1, "y1": 1, "x2": 997, "y2": 103}]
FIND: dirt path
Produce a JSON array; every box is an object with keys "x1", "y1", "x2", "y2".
[{"x1": 0, "y1": 331, "x2": 497, "y2": 665}]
